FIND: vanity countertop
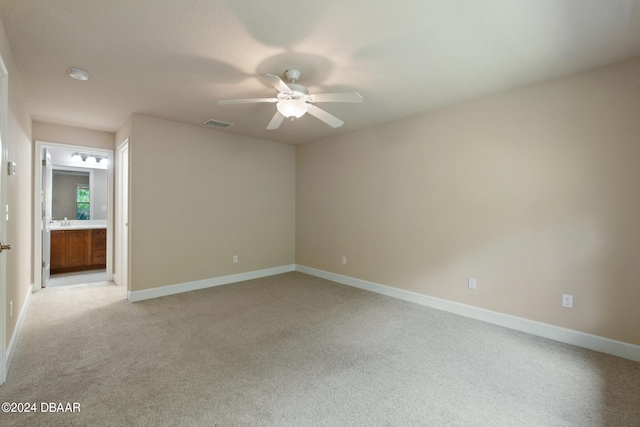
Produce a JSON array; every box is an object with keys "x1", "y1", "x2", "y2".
[
  {"x1": 51, "y1": 225, "x2": 106, "y2": 231},
  {"x1": 50, "y1": 221, "x2": 107, "y2": 231}
]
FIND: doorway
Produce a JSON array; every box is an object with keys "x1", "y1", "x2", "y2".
[{"x1": 33, "y1": 141, "x2": 114, "y2": 290}]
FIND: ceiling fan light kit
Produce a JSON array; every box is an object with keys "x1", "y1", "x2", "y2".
[
  {"x1": 218, "y1": 68, "x2": 362, "y2": 130},
  {"x1": 277, "y1": 99, "x2": 308, "y2": 119}
]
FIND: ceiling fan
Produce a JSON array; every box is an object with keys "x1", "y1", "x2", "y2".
[{"x1": 218, "y1": 69, "x2": 363, "y2": 130}]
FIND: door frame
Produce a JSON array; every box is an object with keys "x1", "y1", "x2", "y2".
[
  {"x1": 41, "y1": 149, "x2": 52, "y2": 288},
  {"x1": 0, "y1": 48, "x2": 9, "y2": 384},
  {"x1": 115, "y1": 139, "x2": 129, "y2": 289},
  {"x1": 33, "y1": 141, "x2": 114, "y2": 290}
]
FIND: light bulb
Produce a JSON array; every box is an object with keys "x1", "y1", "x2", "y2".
[
  {"x1": 276, "y1": 100, "x2": 308, "y2": 119},
  {"x1": 85, "y1": 155, "x2": 97, "y2": 164},
  {"x1": 72, "y1": 153, "x2": 82, "y2": 161}
]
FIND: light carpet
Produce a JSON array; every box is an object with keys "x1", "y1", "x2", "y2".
[{"x1": 0, "y1": 272, "x2": 639, "y2": 426}]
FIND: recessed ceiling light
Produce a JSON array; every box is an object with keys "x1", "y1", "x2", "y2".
[{"x1": 68, "y1": 68, "x2": 90, "y2": 81}]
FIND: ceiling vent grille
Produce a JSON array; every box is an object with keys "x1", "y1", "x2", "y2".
[{"x1": 204, "y1": 119, "x2": 233, "y2": 128}]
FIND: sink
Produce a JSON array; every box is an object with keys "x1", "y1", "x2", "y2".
[{"x1": 50, "y1": 221, "x2": 107, "y2": 230}]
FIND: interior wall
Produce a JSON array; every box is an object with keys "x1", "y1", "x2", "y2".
[
  {"x1": 0, "y1": 17, "x2": 32, "y2": 347},
  {"x1": 129, "y1": 114, "x2": 295, "y2": 291},
  {"x1": 115, "y1": 117, "x2": 131, "y2": 149},
  {"x1": 93, "y1": 169, "x2": 108, "y2": 220},
  {"x1": 296, "y1": 57, "x2": 640, "y2": 346},
  {"x1": 32, "y1": 121, "x2": 115, "y2": 149}
]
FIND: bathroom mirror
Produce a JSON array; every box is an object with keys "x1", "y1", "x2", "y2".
[{"x1": 52, "y1": 167, "x2": 108, "y2": 220}]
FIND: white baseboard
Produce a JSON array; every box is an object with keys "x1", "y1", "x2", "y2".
[
  {"x1": 6, "y1": 284, "x2": 33, "y2": 367},
  {"x1": 128, "y1": 264, "x2": 296, "y2": 302},
  {"x1": 295, "y1": 265, "x2": 640, "y2": 363}
]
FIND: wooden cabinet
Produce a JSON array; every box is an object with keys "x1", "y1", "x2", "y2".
[
  {"x1": 51, "y1": 228, "x2": 107, "y2": 273},
  {"x1": 91, "y1": 229, "x2": 107, "y2": 265},
  {"x1": 50, "y1": 231, "x2": 68, "y2": 269}
]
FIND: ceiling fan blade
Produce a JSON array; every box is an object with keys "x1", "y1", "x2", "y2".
[
  {"x1": 218, "y1": 98, "x2": 277, "y2": 105},
  {"x1": 261, "y1": 73, "x2": 293, "y2": 94},
  {"x1": 266, "y1": 112, "x2": 285, "y2": 130},
  {"x1": 309, "y1": 92, "x2": 363, "y2": 103},
  {"x1": 306, "y1": 104, "x2": 344, "y2": 128}
]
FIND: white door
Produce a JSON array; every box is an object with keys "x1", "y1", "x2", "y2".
[
  {"x1": 42, "y1": 149, "x2": 52, "y2": 287},
  {"x1": 0, "y1": 52, "x2": 10, "y2": 384},
  {"x1": 116, "y1": 140, "x2": 129, "y2": 289}
]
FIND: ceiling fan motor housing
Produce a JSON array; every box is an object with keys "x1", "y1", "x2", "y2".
[
  {"x1": 285, "y1": 68, "x2": 301, "y2": 82},
  {"x1": 285, "y1": 83, "x2": 308, "y2": 94}
]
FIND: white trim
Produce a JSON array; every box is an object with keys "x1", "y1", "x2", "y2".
[
  {"x1": 128, "y1": 264, "x2": 296, "y2": 302},
  {"x1": 115, "y1": 139, "x2": 129, "y2": 290},
  {"x1": 295, "y1": 265, "x2": 640, "y2": 363},
  {"x1": 6, "y1": 284, "x2": 32, "y2": 368},
  {"x1": 0, "y1": 51, "x2": 8, "y2": 385}
]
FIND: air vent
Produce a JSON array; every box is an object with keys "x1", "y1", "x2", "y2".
[{"x1": 204, "y1": 119, "x2": 233, "y2": 128}]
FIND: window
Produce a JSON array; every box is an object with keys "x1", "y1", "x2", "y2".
[{"x1": 76, "y1": 184, "x2": 90, "y2": 219}]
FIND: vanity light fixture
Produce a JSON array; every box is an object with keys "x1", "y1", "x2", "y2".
[
  {"x1": 71, "y1": 152, "x2": 108, "y2": 164},
  {"x1": 68, "y1": 68, "x2": 90, "y2": 81}
]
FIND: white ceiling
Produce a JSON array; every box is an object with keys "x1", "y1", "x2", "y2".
[{"x1": 1, "y1": 0, "x2": 639, "y2": 144}]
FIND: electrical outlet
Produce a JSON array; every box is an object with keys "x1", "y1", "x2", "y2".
[
  {"x1": 341, "y1": 256, "x2": 347, "y2": 265},
  {"x1": 233, "y1": 255, "x2": 238, "y2": 264},
  {"x1": 468, "y1": 277, "x2": 477, "y2": 290},
  {"x1": 9, "y1": 301, "x2": 12, "y2": 317},
  {"x1": 562, "y1": 294, "x2": 573, "y2": 308}
]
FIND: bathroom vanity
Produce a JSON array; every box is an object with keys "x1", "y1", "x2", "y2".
[{"x1": 50, "y1": 226, "x2": 107, "y2": 274}]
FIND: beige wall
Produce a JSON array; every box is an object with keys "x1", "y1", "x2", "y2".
[
  {"x1": 0, "y1": 17, "x2": 32, "y2": 347},
  {"x1": 115, "y1": 116, "x2": 131, "y2": 149},
  {"x1": 93, "y1": 169, "x2": 108, "y2": 220},
  {"x1": 128, "y1": 114, "x2": 295, "y2": 291},
  {"x1": 296, "y1": 57, "x2": 640, "y2": 346},
  {"x1": 33, "y1": 121, "x2": 115, "y2": 149}
]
